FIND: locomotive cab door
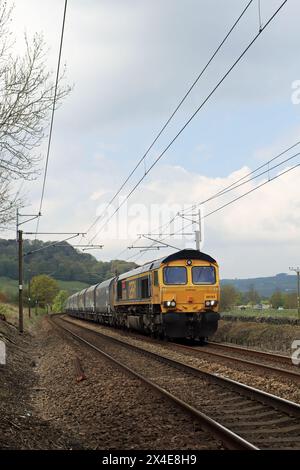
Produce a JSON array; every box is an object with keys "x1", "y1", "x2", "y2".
[{"x1": 148, "y1": 273, "x2": 152, "y2": 298}]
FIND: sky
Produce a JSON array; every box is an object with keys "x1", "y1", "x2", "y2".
[{"x1": 3, "y1": 0, "x2": 300, "y2": 278}]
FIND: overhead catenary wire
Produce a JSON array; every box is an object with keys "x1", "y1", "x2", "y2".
[
  {"x1": 203, "y1": 162, "x2": 300, "y2": 220},
  {"x1": 88, "y1": 0, "x2": 288, "y2": 245},
  {"x1": 122, "y1": 139, "x2": 300, "y2": 261},
  {"x1": 34, "y1": 0, "x2": 68, "y2": 238},
  {"x1": 126, "y1": 248, "x2": 149, "y2": 264},
  {"x1": 183, "y1": 139, "x2": 300, "y2": 214},
  {"x1": 24, "y1": 233, "x2": 79, "y2": 257},
  {"x1": 171, "y1": 162, "x2": 300, "y2": 242},
  {"x1": 114, "y1": 235, "x2": 142, "y2": 260},
  {"x1": 183, "y1": 148, "x2": 300, "y2": 216},
  {"x1": 119, "y1": 218, "x2": 179, "y2": 261},
  {"x1": 258, "y1": 0, "x2": 263, "y2": 31},
  {"x1": 144, "y1": 139, "x2": 300, "y2": 240},
  {"x1": 84, "y1": 0, "x2": 255, "y2": 238},
  {"x1": 127, "y1": 157, "x2": 300, "y2": 263},
  {"x1": 120, "y1": 141, "x2": 300, "y2": 261},
  {"x1": 184, "y1": 155, "x2": 300, "y2": 230}
]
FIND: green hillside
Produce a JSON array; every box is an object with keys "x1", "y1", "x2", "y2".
[
  {"x1": 221, "y1": 273, "x2": 297, "y2": 297},
  {"x1": 0, "y1": 238, "x2": 137, "y2": 301},
  {"x1": 0, "y1": 276, "x2": 89, "y2": 299}
]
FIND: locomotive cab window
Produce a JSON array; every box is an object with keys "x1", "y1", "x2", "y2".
[
  {"x1": 192, "y1": 266, "x2": 216, "y2": 285},
  {"x1": 163, "y1": 267, "x2": 187, "y2": 285}
]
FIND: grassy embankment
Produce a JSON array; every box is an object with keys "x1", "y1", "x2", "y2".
[
  {"x1": 0, "y1": 277, "x2": 87, "y2": 329},
  {"x1": 0, "y1": 302, "x2": 42, "y2": 330},
  {"x1": 217, "y1": 308, "x2": 300, "y2": 353},
  {"x1": 0, "y1": 277, "x2": 88, "y2": 330},
  {"x1": 214, "y1": 319, "x2": 300, "y2": 353},
  {"x1": 0, "y1": 276, "x2": 88, "y2": 299},
  {"x1": 222, "y1": 307, "x2": 299, "y2": 319}
]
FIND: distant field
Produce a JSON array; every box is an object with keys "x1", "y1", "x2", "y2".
[
  {"x1": 0, "y1": 276, "x2": 88, "y2": 298},
  {"x1": 222, "y1": 308, "x2": 299, "y2": 318}
]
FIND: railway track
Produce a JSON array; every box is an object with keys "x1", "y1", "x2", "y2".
[
  {"x1": 50, "y1": 315, "x2": 300, "y2": 450},
  {"x1": 63, "y1": 315, "x2": 299, "y2": 382},
  {"x1": 208, "y1": 341, "x2": 291, "y2": 364},
  {"x1": 173, "y1": 341, "x2": 300, "y2": 382}
]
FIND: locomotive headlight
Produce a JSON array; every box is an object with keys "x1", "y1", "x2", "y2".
[
  {"x1": 164, "y1": 300, "x2": 176, "y2": 308},
  {"x1": 205, "y1": 300, "x2": 218, "y2": 307}
]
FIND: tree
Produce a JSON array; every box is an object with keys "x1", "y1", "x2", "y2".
[
  {"x1": 270, "y1": 290, "x2": 284, "y2": 309},
  {"x1": 30, "y1": 275, "x2": 59, "y2": 311},
  {"x1": 52, "y1": 290, "x2": 69, "y2": 313},
  {"x1": 220, "y1": 285, "x2": 240, "y2": 311},
  {"x1": 283, "y1": 292, "x2": 297, "y2": 309},
  {"x1": 0, "y1": 178, "x2": 22, "y2": 227},
  {"x1": 0, "y1": 1, "x2": 71, "y2": 226},
  {"x1": 247, "y1": 284, "x2": 260, "y2": 306},
  {"x1": 239, "y1": 291, "x2": 249, "y2": 304}
]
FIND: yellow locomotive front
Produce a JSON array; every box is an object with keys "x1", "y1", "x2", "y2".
[
  {"x1": 153, "y1": 250, "x2": 220, "y2": 340},
  {"x1": 160, "y1": 259, "x2": 219, "y2": 313}
]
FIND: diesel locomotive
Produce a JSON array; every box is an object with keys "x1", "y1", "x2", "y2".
[{"x1": 65, "y1": 249, "x2": 220, "y2": 340}]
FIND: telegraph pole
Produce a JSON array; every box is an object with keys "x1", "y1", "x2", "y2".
[
  {"x1": 195, "y1": 208, "x2": 202, "y2": 251},
  {"x1": 15, "y1": 217, "x2": 97, "y2": 331},
  {"x1": 18, "y1": 230, "x2": 24, "y2": 333},
  {"x1": 16, "y1": 210, "x2": 41, "y2": 333},
  {"x1": 177, "y1": 207, "x2": 203, "y2": 251},
  {"x1": 289, "y1": 267, "x2": 300, "y2": 318}
]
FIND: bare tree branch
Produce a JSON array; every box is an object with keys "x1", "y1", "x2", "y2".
[
  {"x1": 0, "y1": 1, "x2": 71, "y2": 226},
  {"x1": 0, "y1": 176, "x2": 23, "y2": 226}
]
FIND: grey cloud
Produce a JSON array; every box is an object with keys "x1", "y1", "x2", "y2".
[{"x1": 45, "y1": 0, "x2": 300, "y2": 131}]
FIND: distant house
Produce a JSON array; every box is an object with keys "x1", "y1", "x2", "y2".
[
  {"x1": 262, "y1": 304, "x2": 271, "y2": 310},
  {"x1": 254, "y1": 303, "x2": 271, "y2": 310}
]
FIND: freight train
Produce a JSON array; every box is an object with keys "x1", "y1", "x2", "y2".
[{"x1": 65, "y1": 249, "x2": 220, "y2": 341}]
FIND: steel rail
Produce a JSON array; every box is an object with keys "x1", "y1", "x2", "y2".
[
  {"x1": 56, "y1": 316, "x2": 300, "y2": 419},
  {"x1": 208, "y1": 341, "x2": 291, "y2": 362},
  {"x1": 172, "y1": 343, "x2": 300, "y2": 381},
  {"x1": 49, "y1": 315, "x2": 258, "y2": 450}
]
